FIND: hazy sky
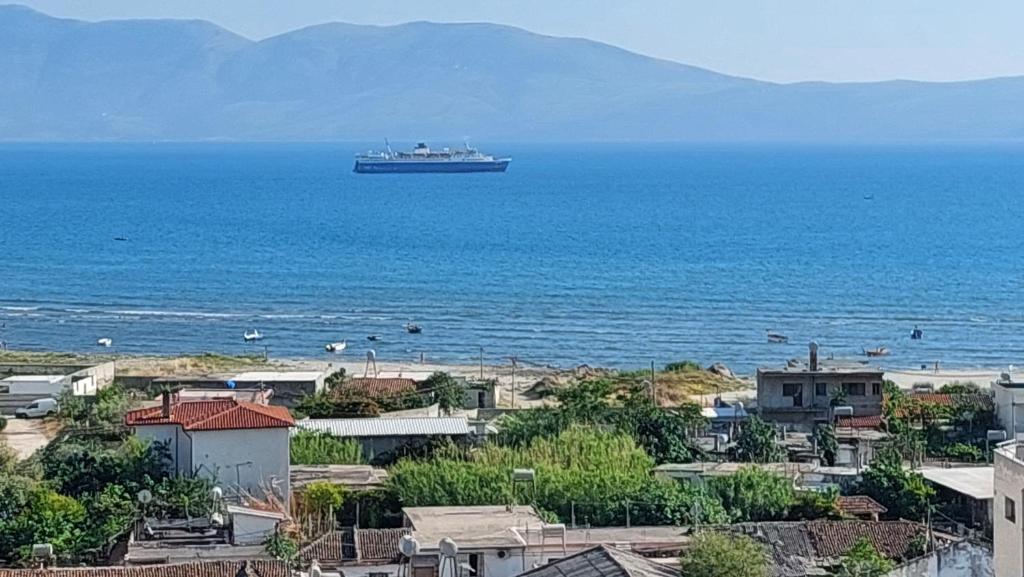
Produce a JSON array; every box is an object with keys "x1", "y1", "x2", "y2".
[{"x1": 16, "y1": 0, "x2": 1024, "y2": 83}]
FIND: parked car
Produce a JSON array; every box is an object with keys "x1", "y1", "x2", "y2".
[{"x1": 15, "y1": 398, "x2": 59, "y2": 418}]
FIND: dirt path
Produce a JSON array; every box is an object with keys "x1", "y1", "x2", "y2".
[{"x1": 0, "y1": 418, "x2": 50, "y2": 460}]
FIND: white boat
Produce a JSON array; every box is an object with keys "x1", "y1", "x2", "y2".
[
  {"x1": 96, "y1": 337, "x2": 112, "y2": 347},
  {"x1": 325, "y1": 340, "x2": 347, "y2": 353},
  {"x1": 243, "y1": 329, "x2": 264, "y2": 342}
]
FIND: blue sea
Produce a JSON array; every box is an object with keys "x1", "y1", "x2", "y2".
[{"x1": 2, "y1": 143, "x2": 1024, "y2": 373}]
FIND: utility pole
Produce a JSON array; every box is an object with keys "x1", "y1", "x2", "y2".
[
  {"x1": 479, "y1": 346, "x2": 484, "y2": 381},
  {"x1": 509, "y1": 356, "x2": 518, "y2": 409},
  {"x1": 650, "y1": 360, "x2": 656, "y2": 404}
]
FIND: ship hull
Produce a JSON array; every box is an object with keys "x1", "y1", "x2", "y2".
[{"x1": 354, "y1": 159, "x2": 510, "y2": 174}]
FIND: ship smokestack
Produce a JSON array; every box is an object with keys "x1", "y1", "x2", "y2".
[{"x1": 809, "y1": 342, "x2": 819, "y2": 372}]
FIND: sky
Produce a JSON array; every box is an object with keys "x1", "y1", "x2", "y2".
[{"x1": 14, "y1": 0, "x2": 1024, "y2": 83}]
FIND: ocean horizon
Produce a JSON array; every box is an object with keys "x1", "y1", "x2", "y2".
[{"x1": 2, "y1": 142, "x2": 1024, "y2": 373}]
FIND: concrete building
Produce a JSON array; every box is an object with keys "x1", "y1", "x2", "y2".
[
  {"x1": 757, "y1": 343, "x2": 884, "y2": 431},
  {"x1": 920, "y1": 467, "x2": 994, "y2": 534},
  {"x1": 994, "y1": 439, "x2": 1024, "y2": 577},
  {"x1": 463, "y1": 379, "x2": 500, "y2": 409},
  {"x1": 0, "y1": 360, "x2": 115, "y2": 415},
  {"x1": 993, "y1": 375, "x2": 1024, "y2": 440},
  {"x1": 518, "y1": 545, "x2": 678, "y2": 577},
  {"x1": 125, "y1": 396, "x2": 294, "y2": 507}
]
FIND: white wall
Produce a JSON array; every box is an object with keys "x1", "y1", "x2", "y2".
[
  {"x1": 3, "y1": 376, "x2": 67, "y2": 395},
  {"x1": 993, "y1": 384, "x2": 1024, "y2": 438},
  {"x1": 190, "y1": 428, "x2": 290, "y2": 508},
  {"x1": 133, "y1": 424, "x2": 193, "y2": 476},
  {"x1": 231, "y1": 510, "x2": 282, "y2": 546},
  {"x1": 886, "y1": 542, "x2": 993, "y2": 577},
  {"x1": 994, "y1": 445, "x2": 1024, "y2": 577}
]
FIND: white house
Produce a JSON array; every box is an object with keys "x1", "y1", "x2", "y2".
[
  {"x1": 993, "y1": 376, "x2": 1024, "y2": 439},
  {"x1": 994, "y1": 439, "x2": 1024, "y2": 577},
  {"x1": 125, "y1": 395, "x2": 294, "y2": 507}
]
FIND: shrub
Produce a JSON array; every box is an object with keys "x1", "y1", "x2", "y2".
[
  {"x1": 664, "y1": 360, "x2": 702, "y2": 372},
  {"x1": 730, "y1": 416, "x2": 785, "y2": 463},
  {"x1": 290, "y1": 430, "x2": 364, "y2": 465},
  {"x1": 679, "y1": 532, "x2": 769, "y2": 577},
  {"x1": 837, "y1": 538, "x2": 894, "y2": 577}
]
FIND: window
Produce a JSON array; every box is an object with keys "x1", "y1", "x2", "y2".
[
  {"x1": 815, "y1": 383, "x2": 827, "y2": 396},
  {"x1": 783, "y1": 383, "x2": 803, "y2": 407},
  {"x1": 872, "y1": 382, "x2": 881, "y2": 396},
  {"x1": 1006, "y1": 496, "x2": 1016, "y2": 523},
  {"x1": 477, "y1": 391, "x2": 486, "y2": 407},
  {"x1": 842, "y1": 382, "x2": 866, "y2": 396}
]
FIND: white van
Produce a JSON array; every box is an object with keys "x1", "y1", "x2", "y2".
[{"x1": 15, "y1": 398, "x2": 59, "y2": 419}]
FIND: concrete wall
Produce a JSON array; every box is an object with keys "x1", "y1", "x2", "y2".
[
  {"x1": 230, "y1": 510, "x2": 282, "y2": 546},
  {"x1": 133, "y1": 424, "x2": 192, "y2": 476},
  {"x1": 463, "y1": 382, "x2": 498, "y2": 409},
  {"x1": 993, "y1": 384, "x2": 1024, "y2": 439},
  {"x1": 190, "y1": 428, "x2": 290, "y2": 507},
  {"x1": 887, "y1": 541, "x2": 993, "y2": 577},
  {"x1": 994, "y1": 444, "x2": 1024, "y2": 577},
  {"x1": 757, "y1": 370, "x2": 884, "y2": 430}
]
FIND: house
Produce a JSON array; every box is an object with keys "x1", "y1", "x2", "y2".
[
  {"x1": 294, "y1": 417, "x2": 470, "y2": 464},
  {"x1": 342, "y1": 377, "x2": 419, "y2": 400},
  {"x1": 402, "y1": 506, "x2": 554, "y2": 577},
  {"x1": 994, "y1": 440, "x2": 1024, "y2": 577},
  {"x1": 757, "y1": 343, "x2": 884, "y2": 431},
  {"x1": 992, "y1": 375, "x2": 1024, "y2": 440},
  {"x1": 463, "y1": 379, "x2": 500, "y2": 409},
  {"x1": 920, "y1": 466, "x2": 994, "y2": 533},
  {"x1": 517, "y1": 545, "x2": 678, "y2": 577},
  {"x1": 0, "y1": 360, "x2": 115, "y2": 414},
  {"x1": 299, "y1": 527, "x2": 409, "y2": 570},
  {"x1": 124, "y1": 395, "x2": 294, "y2": 506},
  {"x1": 836, "y1": 496, "x2": 888, "y2": 521},
  {"x1": 724, "y1": 520, "x2": 950, "y2": 577},
  {"x1": 0, "y1": 561, "x2": 289, "y2": 577},
  {"x1": 229, "y1": 370, "x2": 334, "y2": 405}
]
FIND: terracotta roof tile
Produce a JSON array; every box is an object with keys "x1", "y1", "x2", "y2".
[
  {"x1": 300, "y1": 529, "x2": 353, "y2": 563},
  {"x1": 835, "y1": 415, "x2": 884, "y2": 429},
  {"x1": 0, "y1": 561, "x2": 289, "y2": 577},
  {"x1": 356, "y1": 528, "x2": 409, "y2": 561},
  {"x1": 836, "y1": 496, "x2": 888, "y2": 516},
  {"x1": 341, "y1": 378, "x2": 418, "y2": 398},
  {"x1": 125, "y1": 400, "x2": 294, "y2": 431}
]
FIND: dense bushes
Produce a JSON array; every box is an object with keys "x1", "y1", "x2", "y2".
[
  {"x1": 858, "y1": 445, "x2": 934, "y2": 521},
  {"x1": 290, "y1": 430, "x2": 364, "y2": 465},
  {"x1": 388, "y1": 427, "x2": 727, "y2": 526},
  {"x1": 708, "y1": 466, "x2": 837, "y2": 522}
]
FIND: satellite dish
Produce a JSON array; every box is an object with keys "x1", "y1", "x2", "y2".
[
  {"x1": 210, "y1": 486, "x2": 224, "y2": 501},
  {"x1": 137, "y1": 489, "x2": 153, "y2": 504},
  {"x1": 399, "y1": 535, "x2": 420, "y2": 557},
  {"x1": 210, "y1": 512, "x2": 224, "y2": 527},
  {"x1": 439, "y1": 537, "x2": 458, "y2": 558}
]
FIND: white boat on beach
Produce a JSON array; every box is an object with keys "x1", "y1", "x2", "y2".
[
  {"x1": 243, "y1": 329, "x2": 264, "y2": 342},
  {"x1": 325, "y1": 340, "x2": 347, "y2": 353},
  {"x1": 96, "y1": 337, "x2": 112, "y2": 347}
]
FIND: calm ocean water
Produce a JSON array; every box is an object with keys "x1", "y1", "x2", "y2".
[{"x1": 2, "y1": 143, "x2": 1024, "y2": 372}]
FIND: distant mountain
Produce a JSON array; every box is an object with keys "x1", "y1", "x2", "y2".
[{"x1": 2, "y1": 4, "x2": 1024, "y2": 141}]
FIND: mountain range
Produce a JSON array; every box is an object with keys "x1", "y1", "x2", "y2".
[{"x1": 2, "y1": 4, "x2": 1023, "y2": 142}]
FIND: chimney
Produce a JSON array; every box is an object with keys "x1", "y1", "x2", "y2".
[
  {"x1": 161, "y1": 390, "x2": 171, "y2": 418},
  {"x1": 809, "y1": 341, "x2": 819, "y2": 372}
]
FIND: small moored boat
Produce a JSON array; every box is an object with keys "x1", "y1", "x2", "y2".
[
  {"x1": 910, "y1": 326, "x2": 923, "y2": 340},
  {"x1": 406, "y1": 323, "x2": 422, "y2": 334},
  {"x1": 325, "y1": 341, "x2": 347, "y2": 353},
  {"x1": 864, "y1": 346, "x2": 890, "y2": 357},
  {"x1": 96, "y1": 337, "x2": 112, "y2": 347},
  {"x1": 243, "y1": 329, "x2": 263, "y2": 342},
  {"x1": 766, "y1": 331, "x2": 788, "y2": 344},
  {"x1": 367, "y1": 335, "x2": 381, "y2": 342}
]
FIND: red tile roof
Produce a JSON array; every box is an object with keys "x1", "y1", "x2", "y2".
[
  {"x1": 907, "y1": 393, "x2": 992, "y2": 408},
  {"x1": 300, "y1": 530, "x2": 353, "y2": 563},
  {"x1": 356, "y1": 527, "x2": 409, "y2": 561},
  {"x1": 124, "y1": 399, "x2": 294, "y2": 431},
  {"x1": 807, "y1": 520, "x2": 924, "y2": 559},
  {"x1": 0, "y1": 561, "x2": 288, "y2": 577},
  {"x1": 835, "y1": 415, "x2": 884, "y2": 429},
  {"x1": 837, "y1": 495, "x2": 888, "y2": 516},
  {"x1": 341, "y1": 378, "x2": 418, "y2": 398}
]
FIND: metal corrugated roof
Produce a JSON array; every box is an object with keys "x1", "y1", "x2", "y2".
[{"x1": 294, "y1": 416, "x2": 470, "y2": 437}]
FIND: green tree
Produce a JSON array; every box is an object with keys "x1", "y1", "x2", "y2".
[
  {"x1": 858, "y1": 446, "x2": 934, "y2": 520},
  {"x1": 730, "y1": 417, "x2": 785, "y2": 463},
  {"x1": 615, "y1": 386, "x2": 707, "y2": 464},
  {"x1": 303, "y1": 481, "x2": 346, "y2": 514},
  {"x1": 264, "y1": 533, "x2": 299, "y2": 567},
  {"x1": 290, "y1": 430, "x2": 364, "y2": 465},
  {"x1": 813, "y1": 424, "x2": 838, "y2": 466},
  {"x1": 425, "y1": 372, "x2": 465, "y2": 415},
  {"x1": 679, "y1": 531, "x2": 769, "y2": 577},
  {"x1": 708, "y1": 466, "x2": 793, "y2": 522},
  {"x1": 836, "y1": 538, "x2": 895, "y2": 577},
  {"x1": 937, "y1": 382, "x2": 979, "y2": 394}
]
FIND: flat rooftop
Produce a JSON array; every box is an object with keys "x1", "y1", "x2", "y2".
[
  {"x1": 0, "y1": 374, "x2": 65, "y2": 383},
  {"x1": 404, "y1": 506, "x2": 546, "y2": 549},
  {"x1": 759, "y1": 359, "x2": 882, "y2": 375},
  {"x1": 920, "y1": 466, "x2": 994, "y2": 500},
  {"x1": 231, "y1": 370, "x2": 324, "y2": 382}
]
